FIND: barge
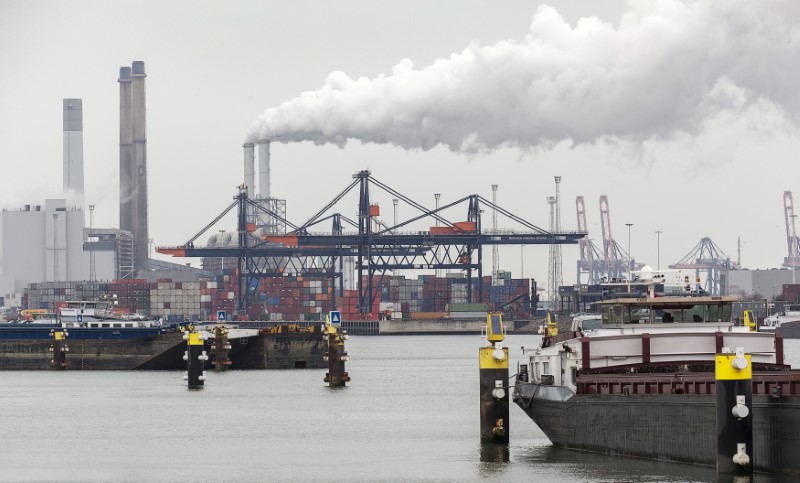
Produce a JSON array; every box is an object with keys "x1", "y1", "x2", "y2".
[
  {"x1": 513, "y1": 269, "x2": 800, "y2": 476},
  {"x1": 0, "y1": 321, "x2": 326, "y2": 370}
]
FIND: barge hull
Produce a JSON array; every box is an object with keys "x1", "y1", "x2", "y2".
[
  {"x1": 0, "y1": 327, "x2": 326, "y2": 370},
  {"x1": 514, "y1": 383, "x2": 800, "y2": 476},
  {"x1": 0, "y1": 333, "x2": 185, "y2": 370}
]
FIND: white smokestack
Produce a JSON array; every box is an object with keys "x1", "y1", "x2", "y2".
[
  {"x1": 257, "y1": 140, "x2": 270, "y2": 199},
  {"x1": 63, "y1": 98, "x2": 84, "y2": 208},
  {"x1": 245, "y1": 1, "x2": 800, "y2": 153},
  {"x1": 243, "y1": 143, "x2": 255, "y2": 197}
]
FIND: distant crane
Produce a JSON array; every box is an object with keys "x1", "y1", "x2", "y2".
[
  {"x1": 783, "y1": 191, "x2": 800, "y2": 268},
  {"x1": 669, "y1": 237, "x2": 738, "y2": 295},
  {"x1": 575, "y1": 196, "x2": 605, "y2": 284},
  {"x1": 599, "y1": 195, "x2": 640, "y2": 281}
]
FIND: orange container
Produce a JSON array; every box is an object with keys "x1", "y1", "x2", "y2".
[
  {"x1": 430, "y1": 226, "x2": 455, "y2": 235},
  {"x1": 454, "y1": 221, "x2": 477, "y2": 232},
  {"x1": 369, "y1": 204, "x2": 380, "y2": 217}
]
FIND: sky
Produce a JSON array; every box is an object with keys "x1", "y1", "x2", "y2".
[{"x1": 1, "y1": 0, "x2": 799, "y2": 287}]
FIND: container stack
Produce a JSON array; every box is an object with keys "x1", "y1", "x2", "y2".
[
  {"x1": 148, "y1": 280, "x2": 202, "y2": 322},
  {"x1": 26, "y1": 281, "x2": 108, "y2": 311},
  {"x1": 108, "y1": 279, "x2": 150, "y2": 314}
]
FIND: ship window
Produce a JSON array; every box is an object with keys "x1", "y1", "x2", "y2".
[
  {"x1": 543, "y1": 362, "x2": 550, "y2": 375},
  {"x1": 102, "y1": 323, "x2": 110, "y2": 328},
  {"x1": 534, "y1": 362, "x2": 541, "y2": 379},
  {"x1": 570, "y1": 367, "x2": 577, "y2": 384},
  {"x1": 113, "y1": 323, "x2": 121, "y2": 328}
]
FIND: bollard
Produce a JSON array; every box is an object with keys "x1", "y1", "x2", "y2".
[
  {"x1": 479, "y1": 313, "x2": 509, "y2": 444},
  {"x1": 183, "y1": 327, "x2": 208, "y2": 389},
  {"x1": 323, "y1": 314, "x2": 350, "y2": 387},
  {"x1": 210, "y1": 324, "x2": 232, "y2": 371},
  {"x1": 715, "y1": 346, "x2": 753, "y2": 475},
  {"x1": 49, "y1": 328, "x2": 69, "y2": 370}
]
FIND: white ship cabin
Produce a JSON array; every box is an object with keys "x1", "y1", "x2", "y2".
[
  {"x1": 60, "y1": 300, "x2": 115, "y2": 319},
  {"x1": 524, "y1": 295, "x2": 779, "y2": 391},
  {"x1": 594, "y1": 296, "x2": 744, "y2": 335}
]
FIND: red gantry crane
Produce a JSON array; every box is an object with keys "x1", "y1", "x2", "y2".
[
  {"x1": 599, "y1": 195, "x2": 640, "y2": 281},
  {"x1": 575, "y1": 196, "x2": 605, "y2": 284}
]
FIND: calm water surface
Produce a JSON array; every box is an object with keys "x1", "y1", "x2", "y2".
[{"x1": 1, "y1": 335, "x2": 798, "y2": 482}]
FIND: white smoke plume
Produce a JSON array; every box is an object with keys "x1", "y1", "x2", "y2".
[{"x1": 246, "y1": 1, "x2": 800, "y2": 153}]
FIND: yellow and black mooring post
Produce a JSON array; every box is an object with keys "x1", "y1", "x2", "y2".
[
  {"x1": 479, "y1": 313, "x2": 509, "y2": 444},
  {"x1": 210, "y1": 324, "x2": 232, "y2": 371},
  {"x1": 49, "y1": 328, "x2": 69, "y2": 370},
  {"x1": 183, "y1": 326, "x2": 208, "y2": 389},
  {"x1": 323, "y1": 310, "x2": 350, "y2": 387},
  {"x1": 715, "y1": 346, "x2": 753, "y2": 475}
]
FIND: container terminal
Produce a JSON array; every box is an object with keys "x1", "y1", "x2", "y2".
[{"x1": 4, "y1": 59, "x2": 800, "y2": 351}]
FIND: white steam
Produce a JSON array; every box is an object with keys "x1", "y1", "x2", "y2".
[{"x1": 246, "y1": 1, "x2": 800, "y2": 153}]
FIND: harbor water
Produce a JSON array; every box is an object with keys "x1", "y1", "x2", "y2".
[{"x1": 1, "y1": 335, "x2": 798, "y2": 482}]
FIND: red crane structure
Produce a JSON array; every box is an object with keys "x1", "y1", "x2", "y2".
[
  {"x1": 783, "y1": 191, "x2": 800, "y2": 268},
  {"x1": 599, "y1": 195, "x2": 640, "y2": 282},
  {"x1": 575, "y1": 196, "x2": 605, "y2": 284},
  {"x1": 669, "y1": 237, "x2": 738, "y2": 295}
]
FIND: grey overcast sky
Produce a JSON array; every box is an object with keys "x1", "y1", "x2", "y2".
[{"x1": 1, "y1": 0, "x2": 799, "y2": 285}]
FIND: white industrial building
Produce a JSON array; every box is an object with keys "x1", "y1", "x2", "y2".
[
  {"x1": 724, "y1": 268, "x2": 800, "y2": 298},
  {"x1": 0, "y1": 199, "x2": 125, "y2": 294}
]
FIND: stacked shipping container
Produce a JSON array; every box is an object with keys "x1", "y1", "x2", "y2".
[{"x1": 24, "y1": 272, "x2": 532, "y2": 321}]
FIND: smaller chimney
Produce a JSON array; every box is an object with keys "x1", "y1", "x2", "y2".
[
  {"x1": 243, "y1": 143, "x2": 255, "y2": 197},
  {"x1": 257, "y1": 140, "x2": 270, "y2": 199}
]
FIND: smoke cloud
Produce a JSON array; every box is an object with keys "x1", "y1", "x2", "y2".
[{"x1": 246, "y1": 1, "x2": 800, "y2": 153}]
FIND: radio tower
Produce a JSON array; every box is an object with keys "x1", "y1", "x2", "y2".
[
  {"x1": 491, "y1": 184, "x2": 499, "y2": 283},
  {"x1": 548, "y1": 176, "x2": 563, "y2": 310}
]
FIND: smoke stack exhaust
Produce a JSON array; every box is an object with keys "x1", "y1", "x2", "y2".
[
  {"x1": 257, "y1": 140, "x2": 270, "y2": 199},
  {"x1": 243, "y1": 143, "x2": 255, "y2": 197},
  {"x1": 63, "y1": 98, "x2": 84, "y2": 208}
]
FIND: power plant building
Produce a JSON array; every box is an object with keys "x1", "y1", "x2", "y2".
[{"x1": 119, "y1": 61, "x2": 149, "y2": 271}]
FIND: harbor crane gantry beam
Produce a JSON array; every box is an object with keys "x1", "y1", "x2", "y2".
[{"x1": 157, "y1": 171, "x2": 585, "y2": 318}]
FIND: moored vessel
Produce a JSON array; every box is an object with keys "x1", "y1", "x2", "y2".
[
  {"x1": 0, "y1": 300, "x2": 328, "y2": 370},
  {"x1": 761, "y1": 304, "x2": 800, "y2": 338},
  {"x1": 512, "y1": 269, "x2": 800, "y2": 476}
]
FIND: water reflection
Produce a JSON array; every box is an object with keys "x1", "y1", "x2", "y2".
[{"x1": 479, "y1": 443, "x2": 509, "y2": 463}]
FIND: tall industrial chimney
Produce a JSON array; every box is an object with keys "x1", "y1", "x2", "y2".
[
  {"x1": 119, "y1": 61, "x2": 149, "y2": 271},
  {"x1": 63, "y1": 98, "x2": 84, "y2": 208},
  {"x1": 118, "y1": 67, "x2": 134, "y2": 242},
  {"x1": 257, "y1": 140, "x2": 270, "y2": 199},
  {"x1": 243, "y1": 143, "x2": 255, "y2": 197}
]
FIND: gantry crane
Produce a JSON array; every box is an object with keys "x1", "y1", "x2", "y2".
[
  {"x1": 157, "y1": 171, "x2": 585, "y2": 317},
  {"x1": 599, "y1": 195, "x2": 641, "y2": 281},
  {"x1": 575, "y1": 195, "x2": 605, "y2": 284},
  {"x1": 669, "y1": 237, "x2": 738, "y2": 295},
  {"x1": 783, "y1": 191, "x2": 800, "y2": 268}
]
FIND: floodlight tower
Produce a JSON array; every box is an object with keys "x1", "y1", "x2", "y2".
[{"x1": 491, "y1": 184, "x2": 499, "y2": 283}]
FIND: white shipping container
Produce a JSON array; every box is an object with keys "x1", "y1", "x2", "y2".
[{"x1": 200, "y1": 295, "x2": 211, "y2": 302}]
